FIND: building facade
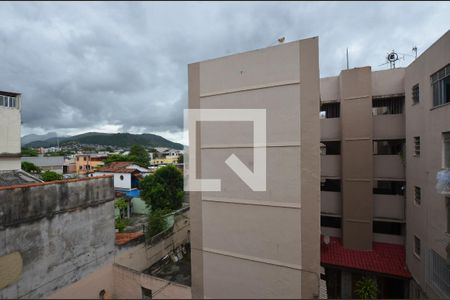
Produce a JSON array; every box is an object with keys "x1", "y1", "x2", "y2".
[
  {"x1": 0, "y1": 91, "x2": 21, "y2": 171},
  {"x1": 189, "y1": 37, "x2": 321, "y2": 298},
  {"x1": 320, "y1": 30, "x2": 450, "y2": 299},
  {"x1": 404, "y1": 30, "x2": 450, "y2": 299},
  {"x1": 75, "y1": 154, "x2": 107, "y2": 175}
]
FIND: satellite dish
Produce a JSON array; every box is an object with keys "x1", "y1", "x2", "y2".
[
  {"x1": 387, "y1": 51, "x2": 398, "y2": 62},
  {"x1": 278, "y1": 37, "x2": 285, "y2": 44}
]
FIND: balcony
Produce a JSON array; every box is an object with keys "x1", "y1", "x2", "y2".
[
  {"x1": 373, "y1": 114, "x2": 405, "y2": 139},
  {"x1": 373, "y1": 194, "x2": 405, "y2": 221},
  {"x1": 321, "y1": 191, "x2": 341, "y2": 215},
  {"x1": 321, "y1": 118, "x2": 340, "y2": 141},
  {"x1": 321, "y1": 155, "x2": 341, "y2": 178},
  {"x1": 374, "y1": 155, "x2": 405, "y2": 179}
]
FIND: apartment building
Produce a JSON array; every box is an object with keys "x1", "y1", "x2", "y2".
[
  {"x1": 404, "y1": 31, "x2": 450, "y2": 299},
  {"x1": 189, "y1": 37, "x2": 320, "y2": 298},
  {"x1": 75, "y1": 153, "x2": 107, "y2": 175},
  {"x1": 320, "y1": 30, "x2": 450, "y2": 299},
  {"x1": 0, "y1": 91, "x2": 21, "y2": 171}
]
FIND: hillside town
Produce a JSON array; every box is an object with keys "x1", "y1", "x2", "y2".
[{"x1": 1, "y1": 2, "x2": 450, "y2": 300}]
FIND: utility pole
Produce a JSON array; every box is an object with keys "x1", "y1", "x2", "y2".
[{"x1": 346, "y1": 48, "x2": 349, "y2": 70}]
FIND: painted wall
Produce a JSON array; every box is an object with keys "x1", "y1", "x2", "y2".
[
  {"x1": 94, "y1": 172, "x2": 132, "y2": 190},
  {"x1": 0, "y1": 97, "x2": 21, "y2": 171},
  {"x1": 189, "y1": 37, "x2": 320, "y2": 298},
  {"x1": 0, "y1": 176, "x2": 115, "y2": 298}
]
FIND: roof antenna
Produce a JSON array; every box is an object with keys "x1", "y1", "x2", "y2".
[
  {"x1": 412, "y1": 46, "x2": 418, "y2": 59},
  {"x1": 346, "y1": 48, "x2": 349, "y2": 70}
]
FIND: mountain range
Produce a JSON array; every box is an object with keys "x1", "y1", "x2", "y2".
[{"x1": 22, "y1": 132, "x2": 184, "y2": 150}]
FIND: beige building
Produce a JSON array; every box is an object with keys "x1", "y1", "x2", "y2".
[
  {"x1": 0, "y1": 91, "x2": 21, "y2": 171},
  {"x1": 189, "y1": 37, "x2": 321, "y2": 298},
  {"x1": 320, "y1": 30, "x2": 450, "y2": 299},
  {"x1": 404, "y1": 31, "x2": 450, "y2": 299}
]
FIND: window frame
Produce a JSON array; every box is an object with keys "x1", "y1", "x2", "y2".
[
  {"x1": 414, "y1": 136, "x2": 421, "y2": 157},
  {"x1": 414, "y1": 186, "x2": 421, "y2": 206},
  {"x1": 412, "y1": 83, "x2": 420, "y2": 105},
  {"x1": 431, "y1": 64, "x2": 450, "y2": 107},
  {"x1": 414, "y1": 235, "x2": 421, "y2": 258}
]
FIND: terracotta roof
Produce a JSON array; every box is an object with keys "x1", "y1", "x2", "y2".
[
  {"x1": 115, "y1": 231, "x2": 144, "y2": 245},
  {"x1": 97, "y1": 162, "x2": 139, "y2": 173},
  {"x1": 321, "y1": 236, "x2": 411, "y2": 278}
]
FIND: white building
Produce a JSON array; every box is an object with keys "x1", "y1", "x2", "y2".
[{"x1": 0, "y1": 91, "x2": 21, "y2": 171}]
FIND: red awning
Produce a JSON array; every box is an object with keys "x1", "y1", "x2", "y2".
[{"x1": 321, "y1": 236, "x2": 411, "y2": 278}]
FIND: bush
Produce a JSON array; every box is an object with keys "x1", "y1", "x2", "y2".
[
  {"x1": 355, "y1": 276, "x2": 378, "y2": 299},
  {"x1": 21, "y1": 161, "x2": 41, "y2": 174},
  {"x1": 41, "y1": 170, "x2": 64, "y2": 182},
  {"x1": 115, "y1": 218, "x2": 130, "y2": 232},
  {"x1": 147, "y1": 208, "x2": 170, "y2": 238}
]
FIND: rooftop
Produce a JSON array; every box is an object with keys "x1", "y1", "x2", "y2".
[
  {"x1": 0, "y1": 170, "x2": 41, "y2": 187},
  {"x1": 97, "y1": 162, "x2": 140, "y2": 173},
  {"x1": 321, "y1": 236, "x2": 411, "y2": 278}
]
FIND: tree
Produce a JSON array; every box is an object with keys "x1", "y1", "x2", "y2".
[
  {"x1": 21, "y1": 148, "x2": 38, "y2": 157},
  {"x1": 177, "y1": 154, "x2": 183, "y2": 164},
  {"x1": 104, "y1": 154, "x2": 132, "y2": 164},
  {"x1": 115, "y1": 197, "x2": 128, "y2": 219},
  {"x1": 21, "y1": 161, "x2": 41, "y2": 174},
  {"x1": 41, "y1": 170, "x2": 64, "y2": 182},
  {"x1": 140, "y1": 165, "x2": 184, "y2": 211},
  {"x1": 355, "y1": 276, "x2": 378, "y2": 299},
  {"x1": 129, "y1": 144, "x2": 150, "y2": 168},
  {"x1": 147, "y1": 208, "x2": 170, "y2": 238}
]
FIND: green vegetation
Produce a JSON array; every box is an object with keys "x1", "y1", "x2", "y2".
[
  {"x1": 141, "y1": 165, "x2": 184, "y2": 238},
  {"x1": 41, "y1": 171, "x2": 64, "y2": 182},
  {"x1": 21, "y1": 161, "x2": 41, "y2": 174},
  {"x1": 140, "y1": 165, "x2": 184, "y2": 211},
  {"x1": 129, "y1": 144, "x2": 150, "y2": 168},
  {"x1": 355, "y1": 277, "x2": 378, "y2": 299},
  {"x1": 146, "y1": 208, "x2": 170, "y2": 238},
  {"x1": 104, "y1": 154, "x2": 133, "y2": 164},
  {"x1": 45, "y1": 150, "x2": 75, "y2": 157},
  {"x1": 177, "y1": 154, "x2": 183, "y2": 164},
  {"x1": 115, "y1": 217, "x2": 130, "y2": 233},
  {"x1": 114, "y1": 198, "x2": 130, "y2": 232},
  {"x1": 21, "y1": 148, "x2": 39, "y2": 157}
]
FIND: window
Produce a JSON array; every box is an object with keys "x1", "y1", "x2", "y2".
[
  {"x1": 373, "y1": 180, "x2": 405, "y2": 195},
  {"x1": 414, "y1": 236, "x2": 421, "y2": 257},
  {"x1": 321, "y1": 179, "x2": 341, "y2": 192},
  {"x1": 321, "y1": 141, "x2": 341, "y2": 155},
  {"x1": 426, "y1": 249, "x2": 450, "y2": 298},
  {"x1": 0, "y1": 95, "x2": 17, "y2": 108},
  {"x1": 320, "y1": 102, "x2": 340, "y2": 118},
  {"x1": 321, "y1": 216, "x2": 341, "y2": 228},
  {"x1": 444, "y1": 132, "x2": 450, "y2": 168},
  {"x1": 120, "y1": 175, "x2": 124, "y2": 180},
  {"x1": 414, "y1": 137, "x2": 421, "y2": 156},
  {"x1": 412, "y1": 84, "x2": 420, "y2": 104},
  {"x1": 431, "y1": 64, "x2": 450, "y2": 107},
  {"x1": 373, "y1": 221, "x2": 402, "y2": 235},
  {"x1": 414, "y1": 186, "x2": 421, "y2": 205},
  {"x1": 373, "y1": 139, "x2": 404, "y2": 155},
  {"x1": 372, "y1": 96, "x2": 404, "y2": 115}
]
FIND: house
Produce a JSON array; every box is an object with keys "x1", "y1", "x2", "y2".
[
  {"x1": 93, "y1": 162, "x2": 151, "y2": 192},
  {"x1": 75, "y1": 153, "x2": 108, "y2": 175}
]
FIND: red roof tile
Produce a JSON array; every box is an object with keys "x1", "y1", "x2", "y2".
[
  {"x1": 321, "y1": 236, "x2": 411, "y2": 278},
  {"x1": 97, "y1": 162, "x2": 139, "y2": 173},
  {"x1": 115, "y1": 231, "x2": 144, "y2": 245}
]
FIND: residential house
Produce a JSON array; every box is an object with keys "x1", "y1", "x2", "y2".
[
  {"x1": 0, "y1": 91, "x2": 21, "y2": 171},
  {"x1": 75, "y1": 153, "x2": 108, "y2": 175}
]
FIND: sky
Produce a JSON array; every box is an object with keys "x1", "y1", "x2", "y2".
[{"x1": 1, "y1": 1, "x2": 449, "y2": 144}]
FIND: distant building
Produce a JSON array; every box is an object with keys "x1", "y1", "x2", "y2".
[
  {"x1": 0, "y1": 91, "x2": 21, "y2": 171},
  {"x1": 93, "y1": 161, "x2": 151, "y2": 192},
  {"x1": 21, "y1": 156, "x2": 65, "y2": 174},
  {"x1": 75, "y1": 153, "x2": 108, "y2": 175},
  {"x1": 151, "y1": 148, "x2": 182, "y2": 166}
]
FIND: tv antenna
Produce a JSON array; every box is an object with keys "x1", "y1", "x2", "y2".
[{"x1": 378, "y1": 49, "x2": 415, "y2": 69}]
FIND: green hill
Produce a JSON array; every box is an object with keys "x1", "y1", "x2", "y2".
[{"x1": 24, "y1": 132, "x2": 184, "y2": 150}]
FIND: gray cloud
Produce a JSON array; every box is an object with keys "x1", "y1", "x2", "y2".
[{"x1": 0, "y1": 1, "x2": 449, "y2": 142}]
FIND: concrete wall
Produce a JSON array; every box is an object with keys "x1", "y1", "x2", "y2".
[
  {"x1": 190, "y1": 37, "x2": 320, "y2": 298},
  {"x1": 0, "y1": 98, "x2": 21, "y2": 171},
  {"x1": 404, "y1": 30, "x2": 450, "y2": 299},
  {"x1": 0, "y1": 176, "x2": 115, "y2": 298}
]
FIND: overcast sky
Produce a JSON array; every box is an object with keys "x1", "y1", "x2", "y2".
[{"x1": 1, "y1": 1, "x2": 449, "y2": 144}]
